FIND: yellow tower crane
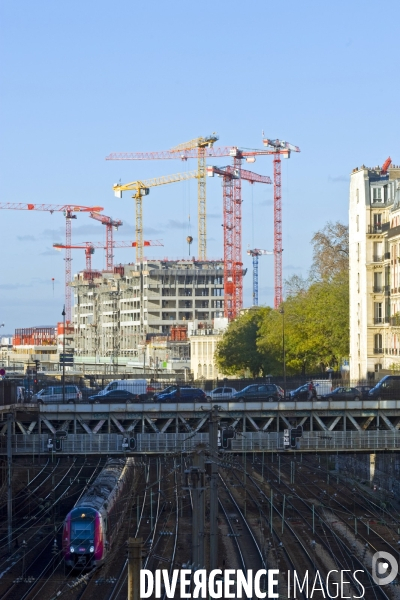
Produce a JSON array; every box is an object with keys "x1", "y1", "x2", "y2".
[
  {"x1": 113, "y1": 170, "x2": 199, "y2": 262},
  {"x1": 169, "y1": 134, "x2": 218, "y2": 261}
]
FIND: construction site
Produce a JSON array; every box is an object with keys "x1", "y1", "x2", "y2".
[{"x1": 1, "y1": 135, "x2": 300, "y2": 376}]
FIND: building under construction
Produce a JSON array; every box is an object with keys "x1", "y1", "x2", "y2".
[{"x1": 72, "y1": 259, "x2": 225, "y2": 362}]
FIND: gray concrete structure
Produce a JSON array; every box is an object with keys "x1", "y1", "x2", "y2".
[{"x1": 71, "y1": 259, "x2": 225, "y2": 365}]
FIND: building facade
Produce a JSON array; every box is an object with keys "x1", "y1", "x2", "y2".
[
  {"x1": 188, "y1": 318, "x2": 228, "y2": 380},
  {"x1": 72, "y1": 259, "x2": 225, "y2": 364},
  {"x1": 349, "y1": 161, "x2": 400, "y2": 380}
]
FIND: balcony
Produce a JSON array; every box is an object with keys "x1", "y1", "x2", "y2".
[
  {"x1": 373, "y1": 347, "x2": 384, "y2": 354},
  {"x1": 373, "y1": 286, "x2": 383, "y2": 293},
  {"x1": 373, "y1": 255, "x2": 383, "y2": 262},
  {"x1": 368, "y1": 225, "x2": 383, "y2": 234},
  {"x1": 390, "y1": 316, "x2": 400, "y2": 326},
  {"x1": 373, "y1": 317, "x2": 384, "y2": 324}
]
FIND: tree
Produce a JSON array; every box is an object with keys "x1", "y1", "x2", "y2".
[
  {"x1": 215, "y1": 308, "x2": 277, "y2": 377},
  {"x1": 310, "y1": 220, "x2": 349, "y2": 281}
]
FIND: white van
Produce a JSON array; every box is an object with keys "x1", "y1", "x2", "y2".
[
  {"x1": 34, "y1": 385, "x2": 82, "y2": 404},
  {"x1": 313, "y1": 380, "x2": 333, "y2": 398},
  {"x1": 98, "y1": 379, "x2": 147, "y2": 400}
]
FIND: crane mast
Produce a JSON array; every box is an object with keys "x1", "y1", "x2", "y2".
[
  {"x1": 208, "y1": 165, "x2": 271, "y2": 319},
  {"x1": 169, "y1": 135, "x2": 218, "y2": 260},
  {"x1": 89, "y1": 212, "x2": 123, "y2": 271},
  {"x1": 247, "y1": 249, "x2": 273, "y2": 306},
  {"x1": 262, "y1": 138, "x2": 300, "y2": 308}
]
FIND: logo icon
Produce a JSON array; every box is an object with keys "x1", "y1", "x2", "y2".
[{"x1": 372, "y1": 551, "x2": 398, "y2": 585}]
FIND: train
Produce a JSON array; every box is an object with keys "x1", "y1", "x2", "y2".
[{"x1": 63, "y1": 457, "x2": 135, "y2": 569}]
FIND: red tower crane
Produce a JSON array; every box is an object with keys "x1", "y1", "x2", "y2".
[
  {"x1": 207, "y1": 166, "x2": 271, "y2": 319},
  {"x1": 53, "y1": 240, "x2": 163, "y2": 277},
  {"x1": 262, "y1": 138, "x2": 300, "y2": 308},
  {"x1": 106, "y1": 144, "x2": 278, "y2": 316},
  {"x1": 89, "y1": 212, "x2": 123, "y2": 271},
  {"x1": 0, "y1": 202, "x2": 103, "y2": 321}
]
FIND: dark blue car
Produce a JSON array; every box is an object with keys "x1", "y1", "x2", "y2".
[{"x1": 157, "y1": 388, "x2": 206, "y2": 403}]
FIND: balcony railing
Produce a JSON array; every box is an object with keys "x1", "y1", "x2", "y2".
[
  {"x1": 373, "y1": 286, "x2": 383, "y2": 293},
  {"x1": 390, "y1": 316, "x2": 400, "y2": 326},
  {"x1": 373, "y1": 317, "x2": 384, "y2": 324},
  {"x1": 373, "y1": 255, "x2": 383, "y2": 262},
  {"x1": 373, "y1": 347, "x2": 384, "y2": 354},
  {"x1": 368, "y1": 225, "x2": 383, "y2": 234}
]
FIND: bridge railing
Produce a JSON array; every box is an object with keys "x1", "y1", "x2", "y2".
[{"x1": 2, "y1": 430, "x2": 400, "y2": 454}]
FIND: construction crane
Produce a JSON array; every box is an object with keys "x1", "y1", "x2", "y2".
[
  {"x1": 262, "y1": 138, "x2": 300, "y2": 308},
  {"x1": 53, "y1": 240, "x2": 164, "y2": 275},
  {"x1": 89, "y1": 212, "x2": 123, "y2": 272},
  {"x1": 106, "y1": 142, "x2": 290, "y2": 305},
  {"x1": 0, "y1": 202, "x2": 103, "y2": 321},
  {"x1": 246, "y1": 249, "x2": 273, "y2": 306},
  {"x1": 207, "y1": 166, "x2": 272, "y2": 320},
  {"x1": 168, "y1": 135, "x2": 218, "y2": 260},
  {"x1": 113, "y1": 170, "x2": 198, "y2": 262}
]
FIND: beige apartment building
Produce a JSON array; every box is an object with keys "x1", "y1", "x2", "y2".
[{"x1": 349, "y1": 161, "x2": 400, "y2": 381}]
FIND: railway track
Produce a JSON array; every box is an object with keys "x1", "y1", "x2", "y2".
[
  {"x1": 0, "y1": 457, "x2": 105, "y2": 600},
  {"x1": 250, "y1": 454, "x2": 392, "y2": 599}
]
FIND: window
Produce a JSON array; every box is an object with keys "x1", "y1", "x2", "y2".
[
  {"x1": 373, "y1": 213, "x2": 382, "y2": 230},
  {"x1": 356, "y1": 188, "x2": 359, "y2": 203},
  {"x1": 374, "y1": 333, "x2": 383, "y2": 352},
  {"x1": 374, "y1": 302, "x2": 383, "y2": 323},
  {"x1": 356, "y1": 215, "x2": 359, "y2": 232},
  {"x1": 374, "y1": 272, "x2": 382, "y2": 292},
  {"x1": 357, "y1": 243, "x2": 360, "y2": 261},
  {"x1": 373, "y1": 187, "x2": 382, "y2": 202}
]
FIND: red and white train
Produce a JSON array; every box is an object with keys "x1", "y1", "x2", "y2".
[{"x1": 63, "y1": 457, "x2": 135, "y2": 569}]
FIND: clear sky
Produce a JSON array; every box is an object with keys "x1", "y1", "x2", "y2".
[{"x1": 0, "y1": 0, "x2": 399, "y2": 333}]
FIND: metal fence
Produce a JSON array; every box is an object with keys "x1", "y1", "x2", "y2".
[{"x1": 2, "y1": 430, "x2": 400, "y2": 455}]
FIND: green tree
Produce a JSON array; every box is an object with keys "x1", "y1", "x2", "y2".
[{"x1": 215, "y1": 308, "x2": 278, "y2": 377}]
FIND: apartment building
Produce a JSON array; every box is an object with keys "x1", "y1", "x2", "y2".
[
  {"x1": 72, "y1": 259, "x2": 225, "y2": 361},
  {"x1": 349, "y1": 161, "x2": 400, "y2": 380}
]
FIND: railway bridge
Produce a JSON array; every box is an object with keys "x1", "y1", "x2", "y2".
[{"x1": 2, "y1": 399, "x2": 400, "y2": 454}]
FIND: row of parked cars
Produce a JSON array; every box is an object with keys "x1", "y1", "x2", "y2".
[{"x1": 30, "y1": 375, "x2": 400, "y2": 404}]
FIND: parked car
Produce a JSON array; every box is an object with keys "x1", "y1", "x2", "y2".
[
  {"x1": 80, "y1": 386, "x2": 101, "y2": 401},
  {"x1": 157, "y1": 388, "x2": 207, "y2": 403},
  {"x1": 289, "y1": 384, "x2": 317, "y2": 401},
  {"x1": 146, "y1": 383, "x2": 164, "y2": 398},
  {"x1": 206, "y1": 387, "x2": 237, "y2": 401},
  {"x1": 153, "y1": 385, "x2": 190, "y2": 401},
  {"x1": 34, "y1": 385, "x2": 82, "y2": 404},
  {"x1": 355, "y1": 385, "x2": 373, "y2": 399},
  {"x1": 88, "y1": 389, "x2": 139, "y2": 404},
  {"x1": 232, "y1": 384, "x2": 284, "y2": 402},
  {"x1": 320, "y1": 387, "x2": 362, "y2": 401},
  {"x1": 96, "y1": 379, "x2": 147, "y2": 401},
  {"x1": 368, "y1": 375, "x2": 400, "y2": 400}
]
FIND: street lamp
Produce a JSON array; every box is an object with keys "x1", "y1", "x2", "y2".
[
  {"x1": 62, "y1": 306, "x2": 66, "y2": 404},
  {"x1": 279, "y1": 307, "x2": 286, "y2": 399}
]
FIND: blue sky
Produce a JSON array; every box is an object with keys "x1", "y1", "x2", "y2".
[{"x1": 0, "y1": 0, "x2": 399, "y2": 332}]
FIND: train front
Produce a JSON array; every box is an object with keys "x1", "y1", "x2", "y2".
[{"x1": 63, "y1": 507, "x2": 104, "y2": 569}]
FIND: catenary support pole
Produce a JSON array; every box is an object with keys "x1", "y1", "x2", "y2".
[
  {"x1": 209, "y1": 406, "x2": 219, "y2": 570},
  {"x1": 7, "y1": 413, "x2": 13, "y2": 553},
  {"x1": 127, "y1": 537, "x2": 143, "y2": 600}
]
